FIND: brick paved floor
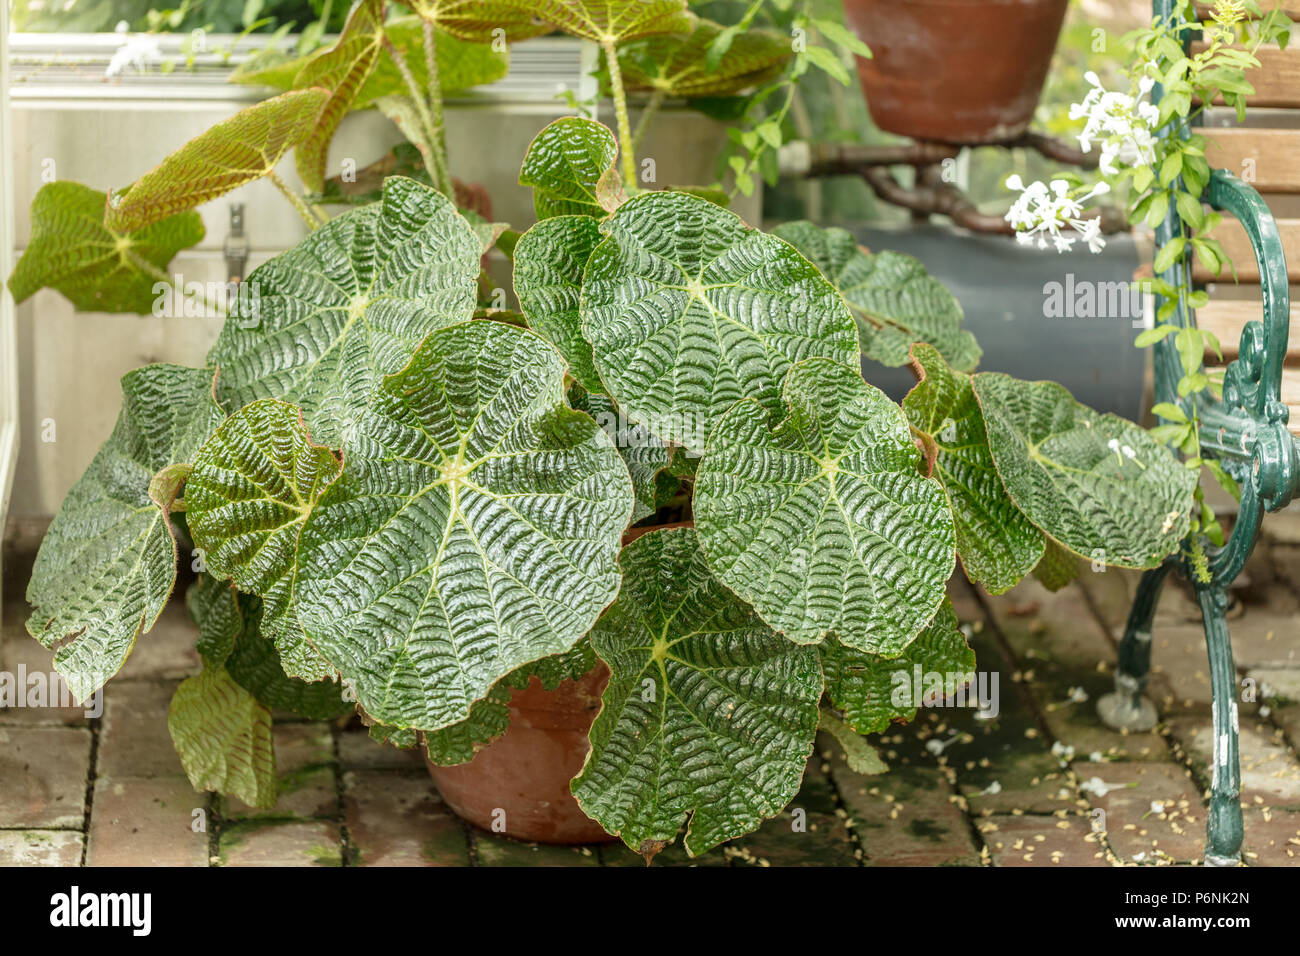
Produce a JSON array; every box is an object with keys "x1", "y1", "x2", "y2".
[{"x1": 2, "y1": 517, "x2": 1298, "y2": 867}]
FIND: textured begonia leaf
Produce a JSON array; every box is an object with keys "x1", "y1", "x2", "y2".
[
  {"x1": 772, "y1": 221, "x2": 980, "y2": 372},
  {"x1": 620, "y1": 19, "x2": 790, "y2": 96},
  {"x1": 25, "y1": 365, "x2": 224, "y2": 702},
  {"x1": 410, "y1": 0, "x2": 555, "y2": 42},
  {"x1": 104, "y1": 89, "x2": 328, "y2": 234},
  {"x1": 569, "y1": 386, "x2": 670, "y2": 523},
  {"x1": 353, "y1": 18, "x2": 509, "y2": 110},
  {"x1": 820, "y1": 598, "x2": 974, "y2": 735},
  {"x1": 695, "y1": 357, "x2": 955, "y2": 651},
  {"x1": 207, "y1": 176, "x2": 480, "y2": 447},
  {"x1": 224, "y1": 595, "x2": 353, "y2": 719},
  {"x1": 525, "y1": 0, "x2": 692, "y2": 43},
  {"x1": 292, "y1": 0, "x2": 386, "y2": 193},
  {"x1": 8, "y1": 182, "x2": 204, "y2": 314},
  {"x1": 168, "y1": 664, "x2": 276, "y2": 808},
  {"x1": 186, "y1": 574, "x2": 243, "y2": 665},
  {"x1": 292, "y1": 320, "x2": 634, "y2": 731},
  {"x1": 1032, "y1": 538, "x2": 1080, "y2": 592},
  {"x1": 185, "y1": 400, "x2": 344, "y2": 680},
  {"x1": 518, "y1": 117, "x2": 619, "y2": 220},
  {"x1": 583, "y1": 191, "x2": 859, "y2": 452},
  {"x1": 422, "y1": 640, "x2": 598, "y2": 765},
  {"x1": 572, "y1": 527, "x2": 822, "y2": 861},
  {"x1": 903, "y1": 343, "x2": 1043, "y2": 594},
  {"x1": 972, "y1": 373, "x2": 1196, "y2": 569},
  {"x1": 513, "y1": 215, "x2": 604, "y2": 392}
]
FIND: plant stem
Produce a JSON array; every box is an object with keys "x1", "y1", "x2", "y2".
[
  {"x1": 383, "y1": 34, "x2": 449, "y2": 196},
  {"x1": 602, "y1": 39, "x2": 638, "y2": 191},
  {"x1": 269, "y1": 170, "x2": 323, "y2": 230},
  {"x1": 631, "y1": 88, "x2": 664, "y2": 153},
  {"x1": 422, "y1": 16, "x2": 454, "y2": 199},
  {"x1": 126, "y1": 250, "x2": 225, "y2": 316}
]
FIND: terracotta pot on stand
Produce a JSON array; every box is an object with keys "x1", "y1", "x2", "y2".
[
  {"x1": 425, "y1": 520, "x2": 695, "y2": 844},
  {"x1": 843, "y1": 0, "x2": 1069, "y2": 144}
]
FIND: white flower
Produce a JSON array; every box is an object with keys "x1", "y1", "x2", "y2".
[
  {"x1": 106, "y1": 33, "x2": 163, "y2": 78},
  {"x1": 1004, "y1": 175, "x2": 1112, "y2": 255}
]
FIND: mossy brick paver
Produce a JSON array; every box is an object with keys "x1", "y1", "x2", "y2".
[
  {"x1": 0, "y1": 726, "x2": 91, "y2": 827},
  {"x1": 1166, "y1": 715, "x2": 1300, "y2": 805},
  {"x1": 1240, "y1": 808, "x2": 1300, "y2": 864},
  {"x1": 1072, "y1": 760, "x2": 1206, "y2": 863},
  {"x1": 338, "y1": 726, "x2": 425, "y2": 771},
  {"x1": 220, "y1": 820, "x2": 342, "y2": 866},
  {"x1": 97, "y1": 680, "x2": 186, "y2": 779},
  {"x1": 473, "y1": 833, "x2": 602, "y2": 867},
  {"x1": 86, "y1": 776, "x2": 210, "y2": 866},
  {"x1": 222, "y1": 723, "x2": 337, "y2": 820},
  {"x1": 724, "y1": 808, "x2": 859, "y2": 867},
  {"x1": 834, "y1": 762, "x2": 979, "y2": 866},
  {"x1": 0, "y1": 607, "x2": 91, "y2": 726},
  {"x1": 982, "y1": 812, "x2": 1109, "y2": 866},
  {"x1": 0, "y1": 830, "x2": 84, "y2": 865},
  {"x1": 344, "y1": 770, "x2": 470, "y2": 866}
]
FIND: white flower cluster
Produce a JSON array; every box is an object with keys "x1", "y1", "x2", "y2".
[
  {"x1": 1005, "y1": 175, "x2": 1110, "y2": 253},
  {"x1": 1004, "y1": 71, "x2": 1160, "y2": 254}
]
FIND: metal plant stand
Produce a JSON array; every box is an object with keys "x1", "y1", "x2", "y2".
[{"x1": 1096, "y1": 0, "x2": 1300, "y2": 866}]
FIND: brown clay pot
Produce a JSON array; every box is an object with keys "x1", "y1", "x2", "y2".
[
  {"x1": 426, "y1": 664, "x2": 613, "y2": 844},
  {"x1": 843, "y1": 0, "x2": 1069, "y2": 144}
]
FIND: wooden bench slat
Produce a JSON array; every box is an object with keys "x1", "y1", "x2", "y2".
[
  {"x1": 1193, "y1": 216, "x2": 1300, "y2": 282},
  {"x1": 1198, "y1": 299, "x2": 1300, "y2": 363},
  {"x1": 1203, "y1": 128, "x2": 1300, "y2": 193},
  {"x1": 1191, "y1": 43, "x2": 1300, "y2": 108},
  {"x1": 1281, "y1": 369, "x2": 1300, "y2": 435}
]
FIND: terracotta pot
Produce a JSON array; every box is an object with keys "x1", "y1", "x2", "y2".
[
  {"x1": 426, "y1": 663, "x2": 614, "y2": 844},
  {"x1": 843, "y1": 0, "x2": 1069, "y2": 144}
]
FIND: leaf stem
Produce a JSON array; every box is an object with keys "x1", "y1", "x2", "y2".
[
  {"x1": 422, "y1": 16, "x2": 454, "y2": 199},
  {"x1": 125, "y1": 250, "x2": 225, "y2": 316},
  {"x1": 632, "y1": 88, "x2": 664, "y2": 153},
  {"x1": 601, "y1": 39, "x2": 638, "y2": 191},
  {"x1": 383, "y1": 33, "x2": 450, "y2": 197},
  {"x1": 269, "y1": 170, "x2": 323, "y2": 230}
]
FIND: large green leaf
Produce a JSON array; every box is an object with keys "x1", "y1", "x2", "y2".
[
  {"x1": 410, "y1": 0, "x2": 555, "y2": 42},
  {"x1": 168, "y1": 664, "x2": 276, "y2": 808},
  {"x1": 569, "y1": 386, "x2": 670, "y2": 523},
  {"x1": 972, "y1": 372, "x2": 1197, "y2": 569},
  {"x1": 518, "y1": 117, "x2": 619, "y2": 220},
  {"x1": 903, "y1": 343, "x2": 1044, "y2": 594},
  {"x1": 224, "y1": 595, "x2": 354, "y2": 719},
  {"x1": 423, "y1": 640, "x2": 598, "y2": 766},
  {"x1": 582, "y1": 191, "x2": 859, "y2": 452},
  {"x1": 292, "y1": 0, "x2": 387, "y2": 192},
  {"x1": 694, "y1": 357, "x2": 955, "y2": 652},
  {"x1": 525, "y1": 0, "x2": 692, "y2": 43},
  {"x1": 572, "y1": 527, "x2": 822, "y2": 861},
  {"x1": 186, "y1": 573, "x2": 243, "y2": 665},
  {"x1": 620, "y1": 18, "x2": 791, "y2": 97},
  {"x1": 104, "y1": 89, "x2": 328, "y2": 234},
  {"x1": 26, "y1": 365, "x2": 224, "y2": 702},
  {"x1": 185, "y1": 399, "x2": 343, "y2": 680},
  {"x1": 291, "y1": 320, "x2": 634, "y2": 731},
  {"x1": 771, "y1": 221, "x2": 980, "y2": 372},
  {"x1": 820, "y1": 598, "x2": 974, "y2": 735},
  {"x1": 513, "y1": 214, "x2": 604, "y2": 391},
  {"x1": 354, "y1": 18, "x2": 510, "y2": 110},
  {"x1": 8, "y1": 181, "x2": 204, "y2": 314},
  {"x1": 207, "y1": 176, "x2": 481, "y2": 447}
]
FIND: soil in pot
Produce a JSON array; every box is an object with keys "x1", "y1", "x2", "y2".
[{"x1": 843, "y1": 0, "x2": 1069, "y2": 144}]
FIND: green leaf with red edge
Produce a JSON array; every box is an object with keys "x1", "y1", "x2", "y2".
[
  {"x1": 410, "y1": 0, "x2": 554, "y2": 43},
  {"x1": 293, "y1": 0, "x2": 387, "y2": 193},
  {"x1": 353, "y1": 17, "x2": 510, "y2": 110},
  {"x1": 8, "y1": 181, "x2": 203, "y2": 314},
  {"x1": 525, "y1": 0, "x2": 692, "y2": 43},
  {"x1": 518, "y1": 117, "x2": 619, "y2": 220},
  {"x1": 105, "y1": 89, "x2": 329, "y2": 233}
]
